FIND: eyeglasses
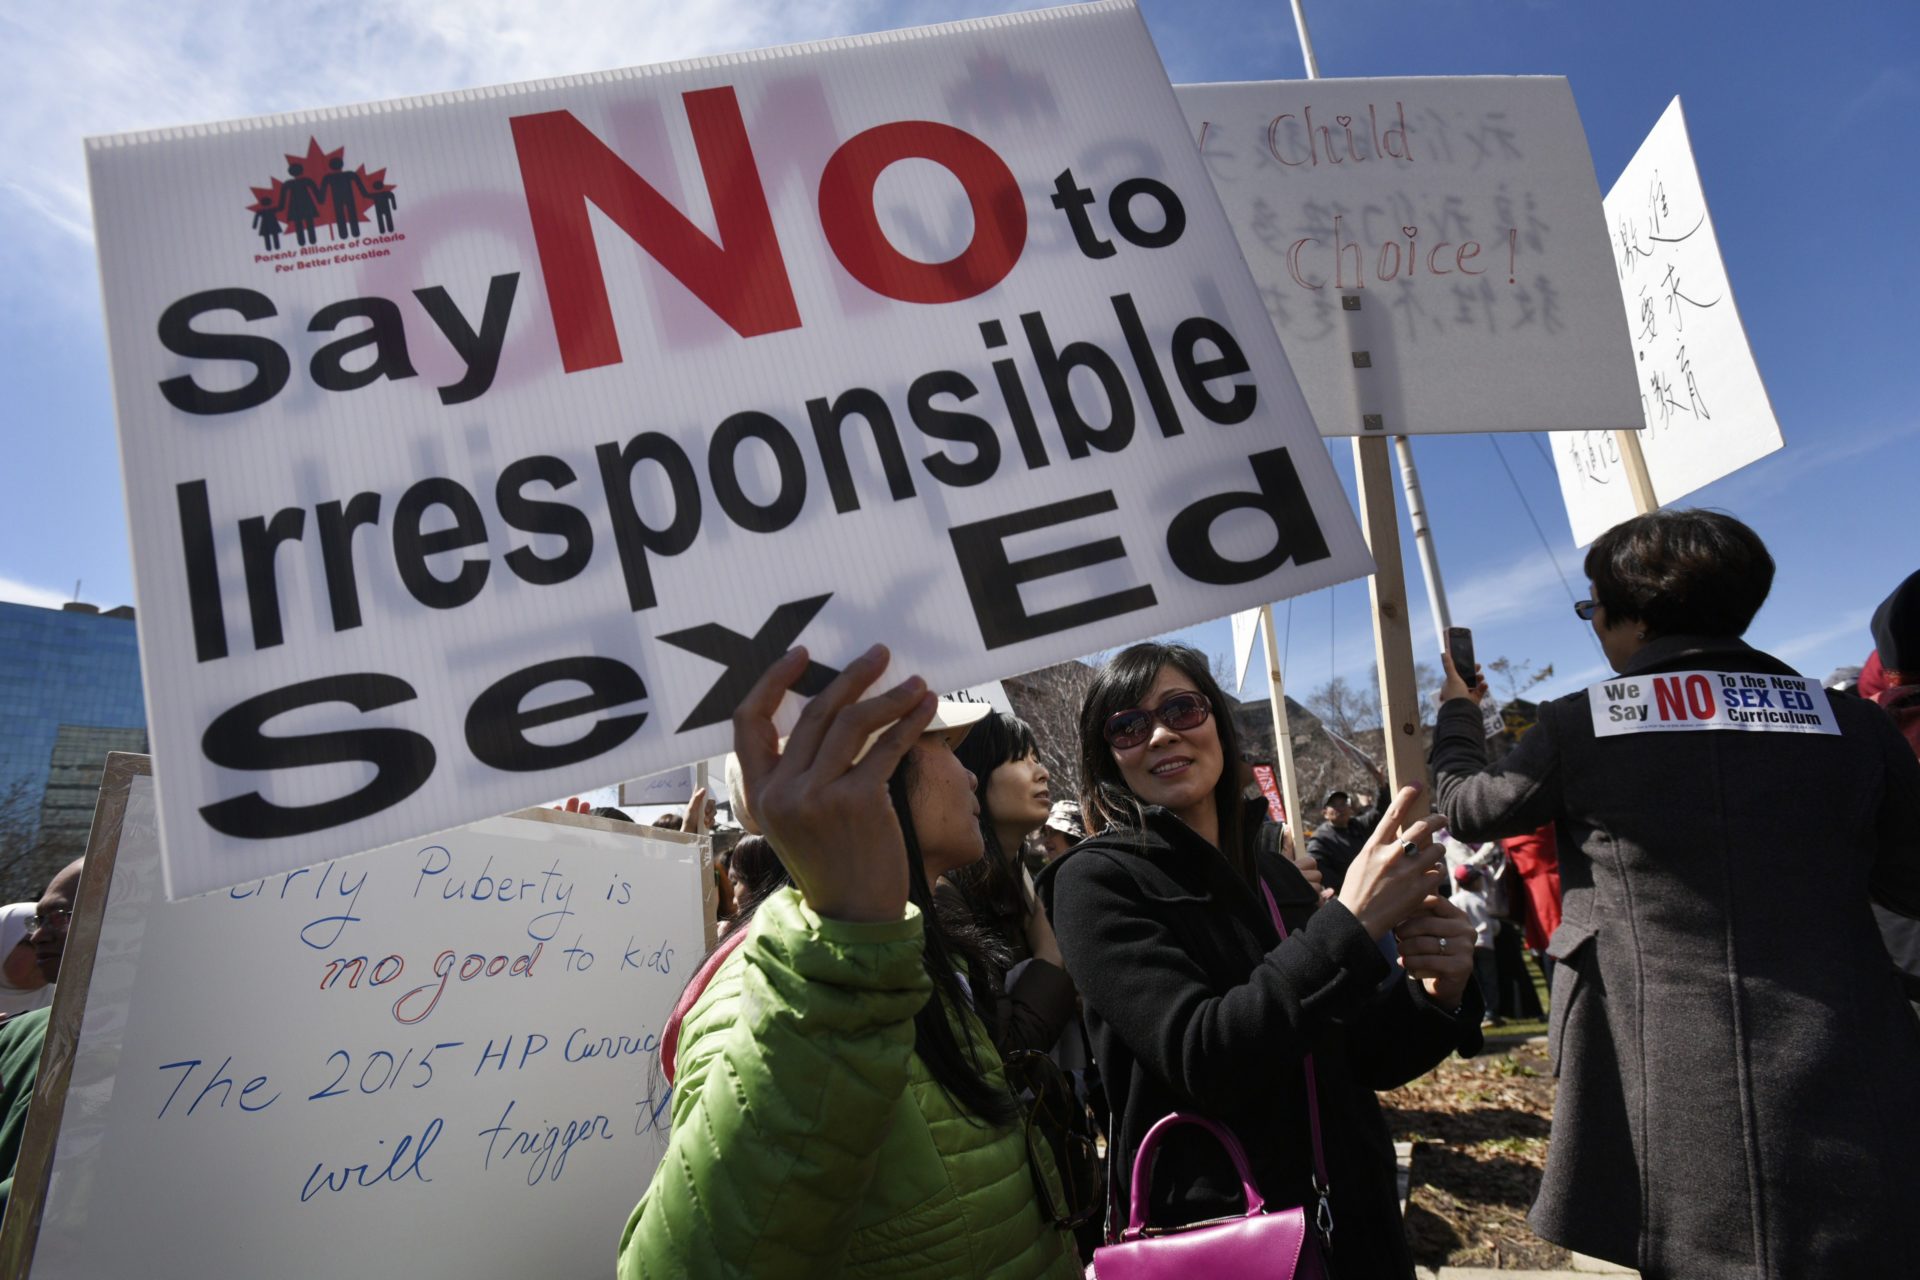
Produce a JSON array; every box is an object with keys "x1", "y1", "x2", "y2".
[
  {"x1": 1103, "y1": 692, "x2": 1211, "y2": 750},
  {"x1": 1573, "y1": 599, "x2": 1600, "y2": 621},
  {"x1": 30, "y1": 907, "x2": 73, "y2": 933},
  {"x1": 1005, "y1": 1050, "x2": 1102, "y2": 1230}
]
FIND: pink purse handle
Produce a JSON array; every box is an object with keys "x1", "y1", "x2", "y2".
[
  {"x1": 1260, "y1": 880, "x2": 1334, "y2": 1245},
  {"x1": 1123, "y1": 1112, "x2": 1267, "y2": 1237},
  {"x1": 1107, "y1": 877, "x2": 1338, "y2": 1246}
]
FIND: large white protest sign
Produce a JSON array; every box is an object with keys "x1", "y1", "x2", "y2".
[
  {"x1": 1176, "y1": 77, "x2": 1639, "y2": 437},
  {"x1": 9, "y1": 756, "x2": 708, "y2": 1279},
  {"x1": 1551, "y1": 97, "x2": 1782, "y2": 545},
  {"x1": 88, "y1": 1, "x2": 1373, "y2": 898}
]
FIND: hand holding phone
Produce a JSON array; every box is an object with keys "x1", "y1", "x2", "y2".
[
  {"x1": 1442, "y1": 627, "x2": 1487, "y2": 705},
  {"x1": 1446, "y1": 627, "x2": 1476, "y2": 685}
]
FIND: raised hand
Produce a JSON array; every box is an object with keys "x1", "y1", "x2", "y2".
[
  {"x1": 1392, "y1": 895, "x2": 1477, "y2": 1009},
  {"x1": 1334, "y1": 783, "x2": 1447, "y2": 940},
  {"x1": 732, "y1": 644, "x2": 935, "y2": 924},
  {"x1": 1438, "y1": 652, "x2": 1489, "y2": 706}
]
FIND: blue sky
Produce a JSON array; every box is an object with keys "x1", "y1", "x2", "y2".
[{"x1": 2, "y1": 0, "x2": 1914, "y2": 721}]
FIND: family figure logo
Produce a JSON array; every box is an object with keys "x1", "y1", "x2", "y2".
[{"x1": 247, "y1": 138, "x2": 403, "y2": 270}]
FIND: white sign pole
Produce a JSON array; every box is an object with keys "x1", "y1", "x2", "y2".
[
  {"x1": 1257, "y1": 603, "x2": 1307, "y2": 854},
  {"x1": 1289, "y1": 0, "x2": 1426, "y2": 790},
  {"x1": 1393, "y1": 434, "x2": 1452, "y2": 654}
]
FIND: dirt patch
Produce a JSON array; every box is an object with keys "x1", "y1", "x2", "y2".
[{"x1": 1383, "y1": 1035, "x2": 1570, "y2": 1270}]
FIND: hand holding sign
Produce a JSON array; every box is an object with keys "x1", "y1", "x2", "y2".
[{"x1": 733, "y1": 645, "x2": 934, "y2": 925}]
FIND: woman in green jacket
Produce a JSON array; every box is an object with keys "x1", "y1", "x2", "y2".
[{"x1": 620, "y1": 644, "x2": 1081, "y2": 1279}]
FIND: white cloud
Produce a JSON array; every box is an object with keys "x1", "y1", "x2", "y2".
[
  {"x1": 0, "y1": 575, "x2": 74, "y2": 609},
  {"x1": 1406, "y1": 550, "x2": 1583, "y2": 652},
  {"x1": 1760, "y1": 607, "x2": 1875, "y2": 668},
  {"x1": 0, "y1": 0, "x2": 1015, "y2": 315}
]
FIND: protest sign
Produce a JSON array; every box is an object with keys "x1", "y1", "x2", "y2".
[
  {"x1": 947, "y1": 680, "x2": 1016, "y2": 716},
  {"x1": 1176, "y1": 77, "x2": 1639, "y2": 436},
  {"x1": 1586, "y1": 670, "x2": 1838, "y2": 738},
  {"x1": 1, "y1": 755, "x2": 709, "y2": 1280},
  {"x1": 620, "y1": 766, "x2": 696, "y2": 808},
  {"x1": 87, "y1": 1, "x2": 1373, "y2": 898},
  {"x1": 1551, "y1": 97, "x2": 1782, "y2": 544},
  {"x1": 1251, "y1": 763, "x2": 1285, "y2": 823}
]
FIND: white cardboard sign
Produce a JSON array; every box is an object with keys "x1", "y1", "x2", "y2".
[
  {"x1": 88, "y1": 1, "x2": 1372, "y2": 898},
  {"x1": 1551, "y1": 97, "x2": 1783, "y2": 545},
  {"x1": 1176, "y1": 77, "x2": 1640, "y2": 436},
  {"x1": 24, "y1": 767, "x2": 708, "y2": 1279},
  {"x1": 1587, "y1": 670, "x2": 1838, "y2": 737}
]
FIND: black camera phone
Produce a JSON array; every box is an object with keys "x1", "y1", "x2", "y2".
[{"x1": 1447, "y1": 626, "x2": 1476, "y2": 685}]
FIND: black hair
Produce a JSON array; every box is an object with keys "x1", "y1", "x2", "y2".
[
  {"x1": 1322, "y1": 790, "x2": 1350, "y2": 809},
  {"x1": 725, "y1": 835, "x2": 791, "y2": 920},
  {"x1": 1079, "y1": 642, "x2": 1251, "y2": 882},
  {"x1": 888, "y1": 752, "x2": 1020, "y2": 1126},
  {"x1": 946, "y1": 711, "x2": 1041, "y2": 949},
  {"x1": 1584, "y1": 509, "x2": 1774, "y2": 639}
]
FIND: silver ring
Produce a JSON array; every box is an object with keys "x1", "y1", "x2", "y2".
[
  {"x1": 1398, "y1": 839, "x2": 1420, "y2": 859},
  {"x1": 1438, "y1": 936, "x2": 1449, "y2": 953}
]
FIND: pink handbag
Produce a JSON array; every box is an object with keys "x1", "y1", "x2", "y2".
[{"x1": 1090, "y1": 881, "x2": 1333, "y2": 1279}]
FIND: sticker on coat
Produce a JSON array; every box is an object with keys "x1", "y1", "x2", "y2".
[{"x1": 1587, "y1": 670, "x2": 1840, "y2": 737}]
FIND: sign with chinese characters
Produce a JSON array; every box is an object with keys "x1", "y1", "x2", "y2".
[
  {"x1": 1177, "y1": 77, "x2": 1639, "y2": 436},
  {"x1": 88, "y1": 2, "x2": 1373, "y2": 898},
  {"x1": 1551, "y1": 97, "x2": 1782, "y2": 545}
]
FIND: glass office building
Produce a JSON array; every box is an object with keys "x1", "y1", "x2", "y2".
[{"x1": 0, "y1": 600, "x2": 147, "y2": 902}]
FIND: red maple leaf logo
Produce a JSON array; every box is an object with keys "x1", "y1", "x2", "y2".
[{"x1": 247, "y1": 137, "x2": 393, "y2": 233}]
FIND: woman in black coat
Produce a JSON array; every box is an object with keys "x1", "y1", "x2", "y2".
[
  {"x1": 1041, "y1": 642, "x2": 1483, "y2": 1278},
  {"x1": 1431, "y1": 510, "x2": 1920, "y2": 1280}
]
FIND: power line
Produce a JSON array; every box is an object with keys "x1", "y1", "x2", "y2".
[{"x1": 1487, "y1": 436, "x2": 1606, "y2": 660}]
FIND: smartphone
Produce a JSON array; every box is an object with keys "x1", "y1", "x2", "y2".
[{"x1": 1447, "y1": 626, "x2": 1476, "y2": 684}]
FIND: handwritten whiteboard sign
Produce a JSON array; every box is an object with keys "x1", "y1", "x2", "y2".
[
  {"x1": 12, "y1": 757, "x2": 708, "y2": 1280},
  {"x1": 1551, "y1": 97, "x2": 1783, "y2": 544},
  {"x1": 88, "y1": 0, "x2": 1372, "y2": 898},
  {"x1": 1177, "y1": 77, "x2": 1639, "y2": 435}
]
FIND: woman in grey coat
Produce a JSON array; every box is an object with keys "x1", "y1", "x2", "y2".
[{"x1": 1428, "y1": 509, "x2": 1920, "y2": 1280}]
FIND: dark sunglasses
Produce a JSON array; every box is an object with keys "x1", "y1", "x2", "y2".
[
  {"x1": 1005, "y1": 1050, "x2": 1102, "y2": 1230},
  {"x1": 1573, "y1": 599, "x2": 1600, "y2": 621},
  {"x1": 1102, "y1": 691, "x2": 1211, "y2": 750}
]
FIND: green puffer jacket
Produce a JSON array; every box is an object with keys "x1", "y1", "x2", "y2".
[{"x1": 619, "y1": 888, "x2": 1080, "y2": 1279}]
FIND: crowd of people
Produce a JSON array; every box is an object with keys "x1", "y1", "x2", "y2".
[
  {"x1": 2, "y1": 510, "x2": 1913, "y2": 1280},
  {"x1": 610, "y1": 509, "x2": 1918, "y2": 1280}
]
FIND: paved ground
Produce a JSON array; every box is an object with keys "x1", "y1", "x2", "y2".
[{"x1": 1419, "y1": 1252, "x2": 1638, "y2": 1279}]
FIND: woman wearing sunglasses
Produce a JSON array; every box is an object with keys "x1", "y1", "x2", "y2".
[
  {"x1": 620, "y1": 645, "x2": 1079, "y2": 1280},
  {"x1": 1041, "y1": 642, "x2": 1483, "y2": 1277},
  {"x1": 941, "y1": 710, "x2": 1081, "y2": 1057},
  {"x1": 1432, "y1": 511, "x2": 1920, "y2": 1280}
]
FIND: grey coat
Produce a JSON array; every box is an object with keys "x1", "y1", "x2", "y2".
[{"x1": 1430, "y1": 635, "x2": 1920, "y2": 1280}]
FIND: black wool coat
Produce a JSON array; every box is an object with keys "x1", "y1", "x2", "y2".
[
  {"x1": 1431, "y1": 635, "x2": 1920, "y2": 1280},
  {"x1": 1040, "y1": 805, "x2": 1481, "y2": 1280}
]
